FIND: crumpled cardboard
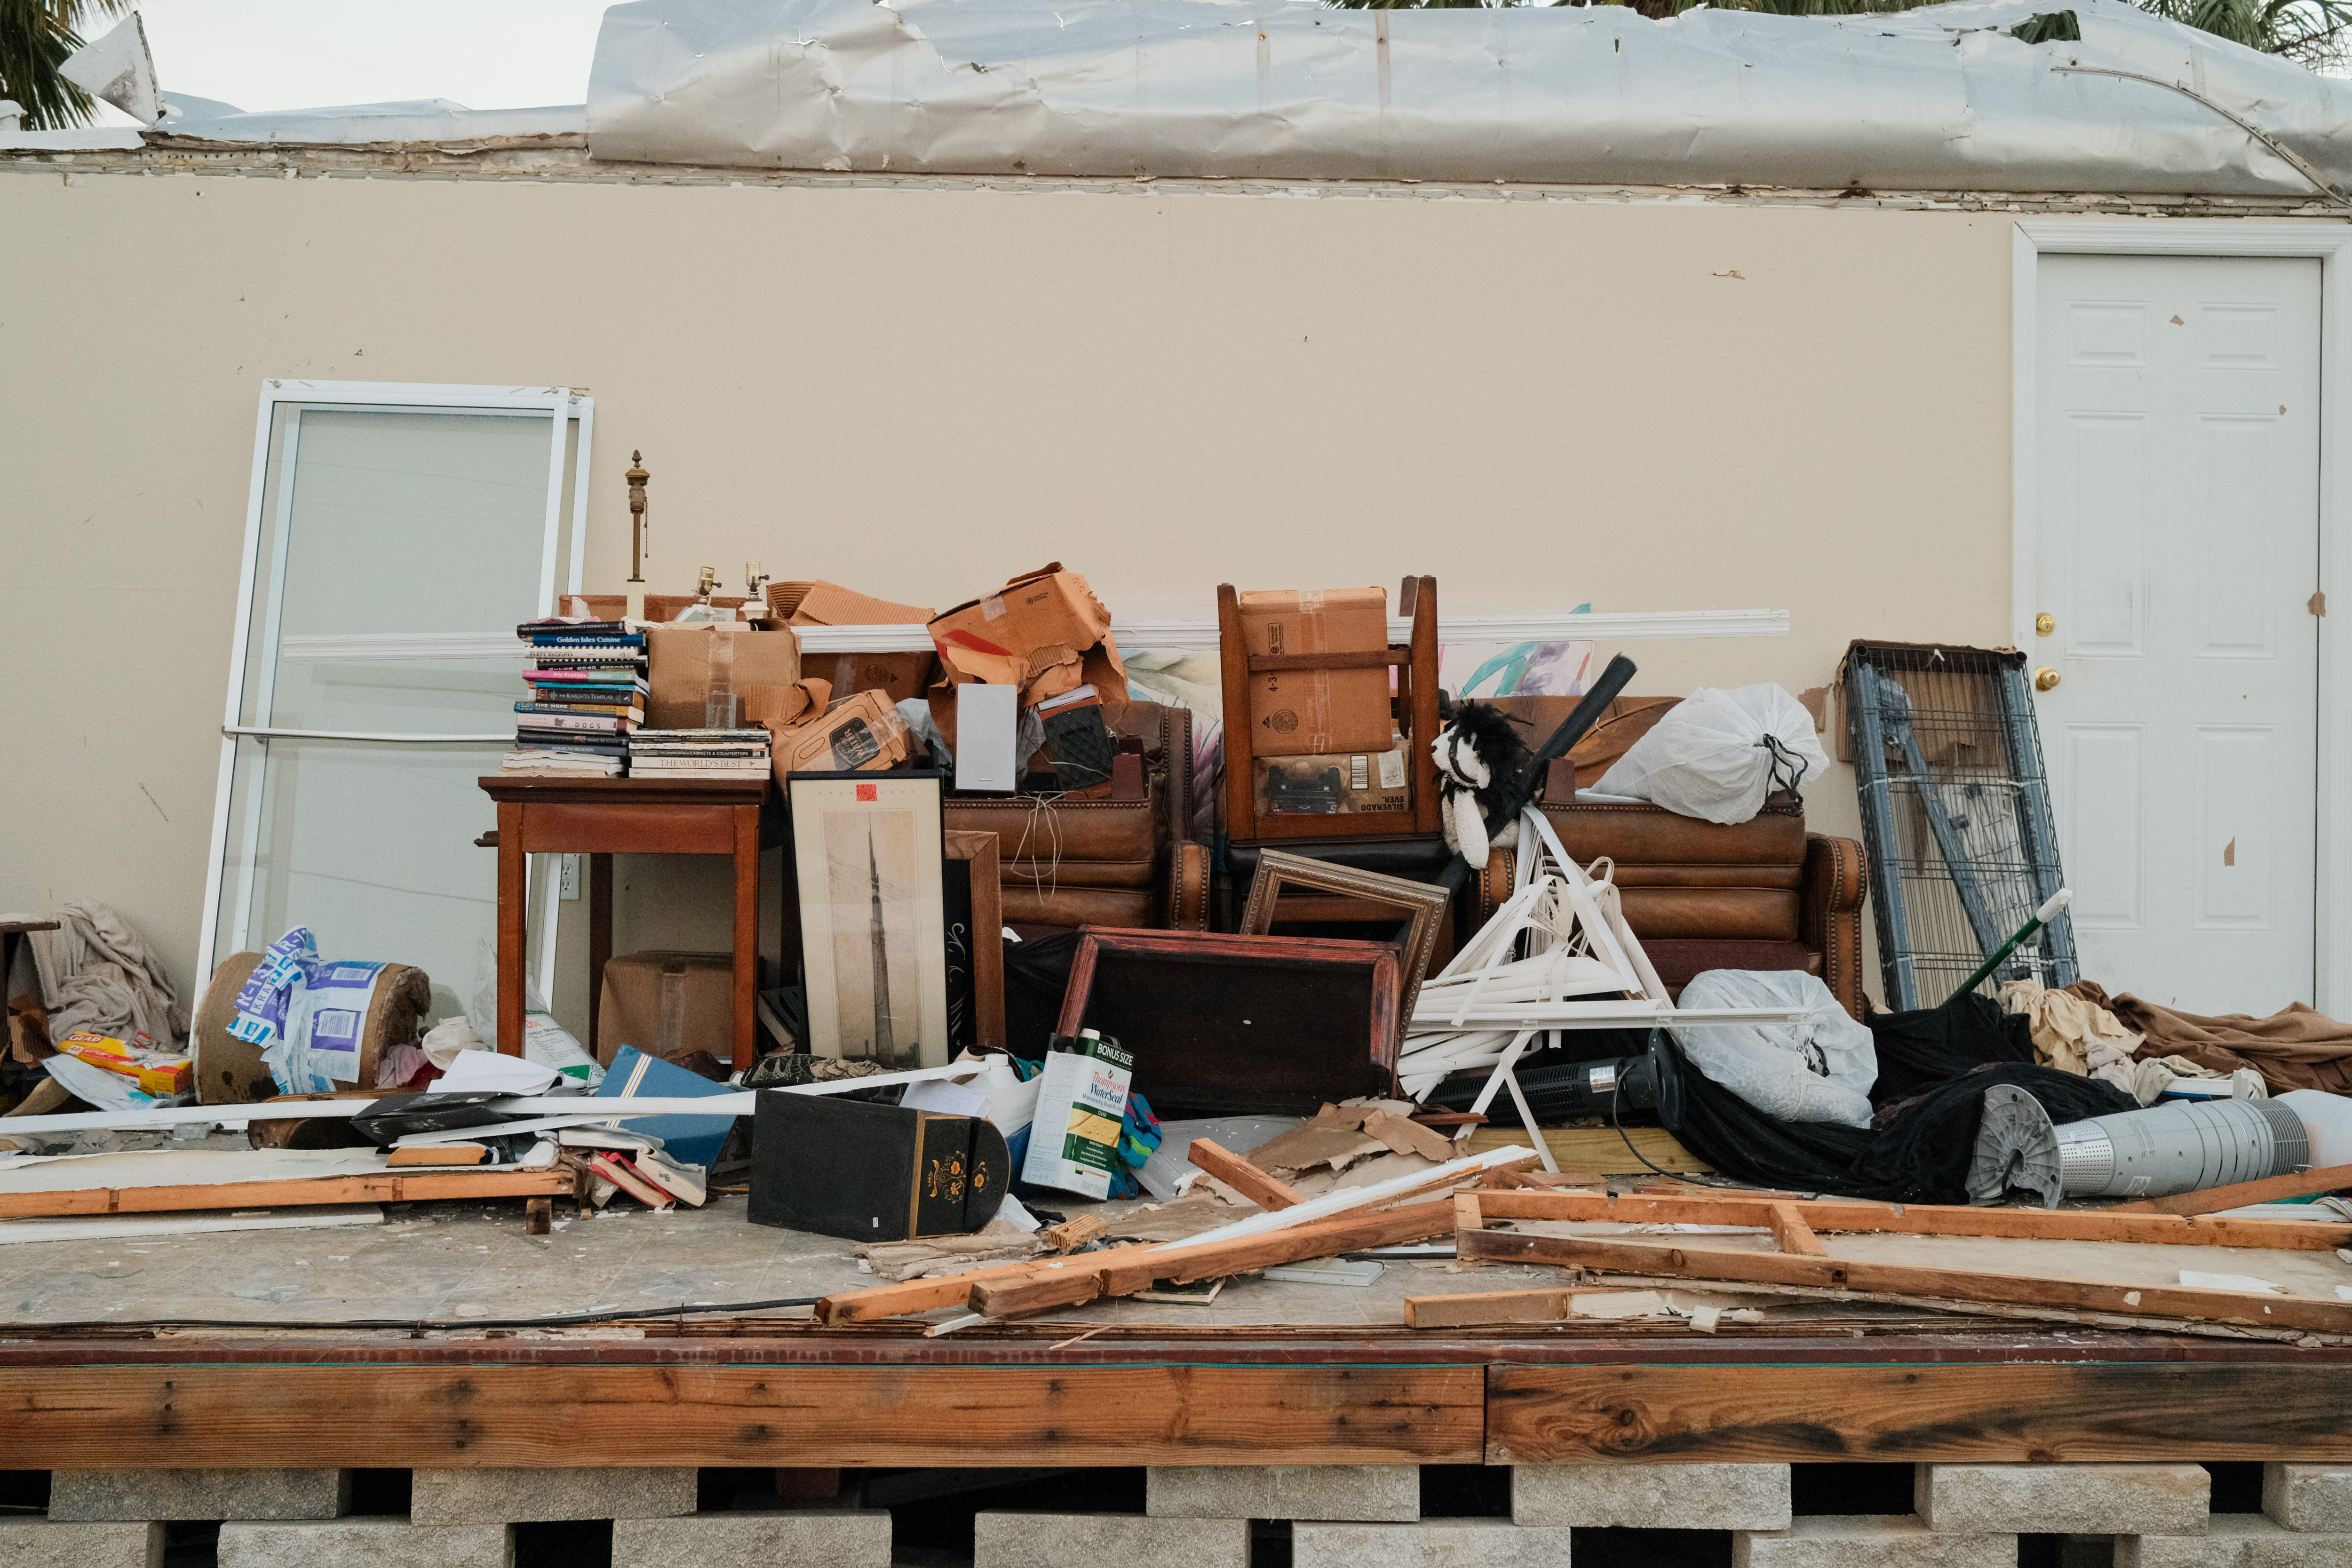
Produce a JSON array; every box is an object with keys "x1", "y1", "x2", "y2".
[
  {"x1": 930, "y1": 564, "x2": 1113, "y2": 692},
  {"x1": 770, "y1": 580, "x2": 940, "y2": 703},
  {"x1": 646, "y1": 623, "x2": 801, "y2": 730},
  {"x1": 742, "y1": 678, "x2": 834, "y2": 732},
  {"x1": 922, "y1": 565, "x2": 1130, "y2": 757},
  {"x1": 763, "y1": 689, "x2": 910, "y2": 777}
]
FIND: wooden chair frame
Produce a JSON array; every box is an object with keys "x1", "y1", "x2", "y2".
[{"x1": 1218, "y1": 575, "x2": 1443, "y2": 845}]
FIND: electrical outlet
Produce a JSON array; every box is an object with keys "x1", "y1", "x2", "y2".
[{"x1": 558, "y1": 854, "x2": 580, "y2": 901}]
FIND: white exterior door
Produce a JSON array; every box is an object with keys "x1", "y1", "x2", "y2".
[{"x1": 2034, "y1": 253, "x2": 2321, "y2": 1013}]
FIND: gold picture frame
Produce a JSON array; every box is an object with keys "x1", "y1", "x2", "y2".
[{"x1": 1237, "y1": 849, "x2": 1451, "y2": 1031}]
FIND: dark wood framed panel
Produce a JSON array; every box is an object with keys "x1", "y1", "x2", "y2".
[
  {"x1": 1057, "y1": 928, "x2": 1400, "y2": 1115},
  {"x1": 1487, "y1": 1361, "x2": 2352, "y2": 1465},
  {"x1": 0, "y1": 1364, "x2": 1483, "y2": 1469}
]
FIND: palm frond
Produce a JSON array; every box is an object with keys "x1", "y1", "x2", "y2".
[{"x1": 0, "y1": 1, "x2": 137, "y2": 129}]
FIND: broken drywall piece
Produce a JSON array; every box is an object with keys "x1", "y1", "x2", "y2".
[{"x1": 60, "y1": 13, "x2": 160, "y2": 125}]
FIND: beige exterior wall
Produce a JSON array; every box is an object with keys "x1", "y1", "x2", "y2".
[{"x1": 1, "y1": 164, "x2": 2025, "y2": 1025}]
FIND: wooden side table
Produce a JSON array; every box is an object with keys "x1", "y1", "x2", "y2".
[{"x1": 477, "y1": 776, "x2": 778, "y2": 1070}]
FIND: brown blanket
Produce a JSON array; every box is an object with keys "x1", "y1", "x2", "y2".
[{"x1": 2069, "y1": 981, "x2": 2352, "y2": 1095}]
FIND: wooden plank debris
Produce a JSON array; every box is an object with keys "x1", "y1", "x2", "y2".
[
  {"x1": 1765, "y1": 1202, "x2": 1827, "y2": 1257},
  {"x1": 1458, "y1": 1226, "x2": 2352, "y2": 1337},
  {"x1": 0, "y1": 1167, "x2": 575, "y2": 1219},
  {"x1": 2104, "y1": 1162, "x2": 2352, "y2": 1218},
  {"x1": 1186, "y1": 1139, "x2": 1304, "y2": 1211},
  {"x1": 1466, "y1": 1186, "x2": 2352, "y2": 1253},
  {"x1": 970, "y1": 1200, "x2": 1454, "y2": 1318}
]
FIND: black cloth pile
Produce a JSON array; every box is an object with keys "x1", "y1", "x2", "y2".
[{"x1": 1662, "y1": 994, "x2": 2134, "y2": 1202}]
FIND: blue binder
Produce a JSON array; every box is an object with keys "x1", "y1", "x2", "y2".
[{"x1": 595, "y1": 1046, "x2": 739, "y2": 1170}]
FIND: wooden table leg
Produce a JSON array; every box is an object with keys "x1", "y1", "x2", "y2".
[
  {"x1": 733, "y1": 804, "x2": 760, "y2": 1071},
  {"x1": 588, "y1": 853, "x2": 613, "y2": 1051},
  {"x1": 497, "y1": 803, "x2": 526, "y2": 1058}
]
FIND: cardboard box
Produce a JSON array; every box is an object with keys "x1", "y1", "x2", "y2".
[
  {"x1": 771, "y1": 581, "x2": 940, "y2": 702},
  {"x1": 769, "y1": 580, "x2": 936, "y2": 627},
  {"x1": 930, "y1": 563, "x2": 1114, "y2": 693},
  {"x1": 646, "y1": 624, "x2": 802, "y2": 730},
  {"x1": 1253, "y1": 741, "x2": 1409, "y2": 817},
  {"x1": 1238, "y1": 587, "x2": 1392, "y2": 756},
  {"x1": 595, "y1": 952, "x2": 735, "y2": 1068},
  {"x1": 768, "y1": 689, "x2": 909, "y2": 777},
  {"x1": 799, "y1": 650, "x2": 938, "y2": 704}
]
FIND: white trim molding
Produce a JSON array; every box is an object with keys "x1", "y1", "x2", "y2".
[
  {"x1": 789, "y1": 606, "x2": 1789, "y2": 656},
  {"x1": 2011, "y1": 217, "x2": 2352, "y2": 1015}
]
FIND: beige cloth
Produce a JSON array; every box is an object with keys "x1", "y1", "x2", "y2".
[
  {"x1": 1998, "y1": 979, "x2": 2141, "y2": 1078},
  {"x1": 27, "y1": 901, "x2": 185, "y2": 1047},
  {"x1": 2071, "y1": 981, "x2": 2352, "y2": 1096}
]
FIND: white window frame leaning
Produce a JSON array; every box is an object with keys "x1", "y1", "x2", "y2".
[
  {"x1": 197, "y1": 380, "x2": 595, "y2": 1005},
  {"x1": 2011, "y1": 219, "x2": 2352, "y2": 1015}
]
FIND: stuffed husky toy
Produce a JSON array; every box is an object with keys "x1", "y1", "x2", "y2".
[{"x1": 1431, "y1": 702, "x2": 1533, "y2": 869}]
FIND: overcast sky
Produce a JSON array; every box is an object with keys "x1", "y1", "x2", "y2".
[{"x1": 86, "y1": 0, "x2": 613, "y2": 122}]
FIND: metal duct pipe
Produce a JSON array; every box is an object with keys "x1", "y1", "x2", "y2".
[{"x1": 1971, "y1": 1085, "x2": 2309, "y2": 1208}]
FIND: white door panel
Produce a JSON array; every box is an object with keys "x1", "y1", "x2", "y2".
[{"x1": 2036, "y1": 254, "x2": 2320, "y2": 1013}]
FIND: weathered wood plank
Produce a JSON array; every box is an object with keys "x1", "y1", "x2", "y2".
[
  {"x1": 2106, "y1": 1162, "x2": 2352, "y2": 1217},
  {"x1": 1487, "y1": 1361, "x2": 2352, "y2": 1464},
  {"x1": 1462, "y1": 1227, "x2": 2352, "y2": 1336},
  {"x1": 0, "y1": 1364, "x2": 1483, "y2": 1469},
  {"x1": 1467, "y1": 1187, "x2": 2352, "y2": 1252},
  {"x1": 0, "y1": 1168, "x2": 574, "y2": 1218},
  {"x1": 1187, "y1": 1139, "x2": 1303, "y2": 1211}
]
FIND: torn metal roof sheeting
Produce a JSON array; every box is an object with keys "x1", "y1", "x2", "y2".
[{"x1": 584, "y1": 0, "x2": 2352, "y2": 195}]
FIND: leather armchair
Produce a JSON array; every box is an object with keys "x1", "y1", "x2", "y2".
[
  {"x1": 941, "y1": 700, "x2": 1210, "y2": 932},
  {"x1": 1495, "y1": 782, "x2": 1870, "y2": 1020}
]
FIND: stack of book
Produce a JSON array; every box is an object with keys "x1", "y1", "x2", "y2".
[
  {"x1": 626, "y1": 727, "x2": 772, "y2": 780},
  {"x1": 502, "y1": 617, "x2": 647, "y2": 777}
]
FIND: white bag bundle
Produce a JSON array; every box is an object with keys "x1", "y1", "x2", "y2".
[
  {"x1": 1595, "y1": 685, "x2": 1831, "y2": 825},
  {"x1": 1672, "y1": 970, "x2": 1878, "y2": 1128}
]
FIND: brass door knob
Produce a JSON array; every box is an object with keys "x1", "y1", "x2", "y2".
[
  {"x1": 2034, "y1": 667, "x2": 2061, "y2": 692},
  {"x1": 2035, "y1": 613, "x2": 2056, "y2": 637}
]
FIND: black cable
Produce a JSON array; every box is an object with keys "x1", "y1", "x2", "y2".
[
  {"x1": 0, "y1": 1296, "x2": 826, "y2": 1335},
  {"x1": 1608, "y1": 1068, "x2": 1784, "y2": 1194}
]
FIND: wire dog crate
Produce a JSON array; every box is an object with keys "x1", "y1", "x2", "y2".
[{"x1": 1843, "y1": 642, "x2": 2077, "y2": 1011}]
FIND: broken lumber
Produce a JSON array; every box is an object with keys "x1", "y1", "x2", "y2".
[
  {"x1": 1404, "y1": 1287, "x2": 1620, "y2": 1329},
  {"x1": 1765, "y1": 1202, "x2": 1827, "y2": 1256},
  {"x1": 969, "y1": 1198, "x2": 1454, "y2": 1318},
  {"x1": 1186, "y1": 1139, "x2": 1303, "y2": 1210},
  {"x1": 1465, "y1": 1186, "x2": 2352, "y2": 1253},
  {"x1": 815, "y1": 1144, "x2": 1535, "y2": 1325},
  {"x1": 2104, "y1": 1161, "x2": 2352, "y2": 1217},
  {"x1": 1459, "y1": 1226, "x2": 2352, "y2": 1337}
]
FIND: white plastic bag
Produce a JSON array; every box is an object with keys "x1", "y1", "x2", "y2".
[
  {"x1": 1672, "y1": 970, "x2": 1878, "y2": 1128},
  {"x1": 1595, "y1": 685, "x2": 1831, "y2": 825},
  {"x1": 468, "y1": 939, "x2": 604, "y2": 1089}
]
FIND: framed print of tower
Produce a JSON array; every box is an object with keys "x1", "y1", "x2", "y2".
[{"x1": 786, "y1": 771, "x2": 950, "y2": 1068}]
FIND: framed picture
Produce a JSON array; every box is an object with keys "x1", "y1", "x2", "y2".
[
  {"x1": 942, "y1": 829, "x2": 1006, "y2": 1052},
  {"x1": 1238, "y1": 848, "x2": 1450, "y2": 1031},
  {"x1": 786, "y1": 770, "x2": 949, "y2": 1068},
  {"x1": 1055, "y1": 929, "x2": 1399, "y2": 1116}
]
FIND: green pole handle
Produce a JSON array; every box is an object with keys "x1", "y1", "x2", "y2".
[{"x1": 1945, "y1": 889, "x2": 2073, "y2": 1005}]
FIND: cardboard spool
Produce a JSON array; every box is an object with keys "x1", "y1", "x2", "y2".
[{"x1": 191, "y1": 951, "x2": 432, "y2": 1106}]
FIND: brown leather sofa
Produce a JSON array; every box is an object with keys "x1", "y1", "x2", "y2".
[
  {"x1": 940, "y1": 700, "x2": 1209, "y2": 932},
  {"x1": 1521, "y1": 788, "x2": 1869, "y2": 1019},
  {"x1": 1487, "y1": 696, "x2": 1870, "y2": 1019}
]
